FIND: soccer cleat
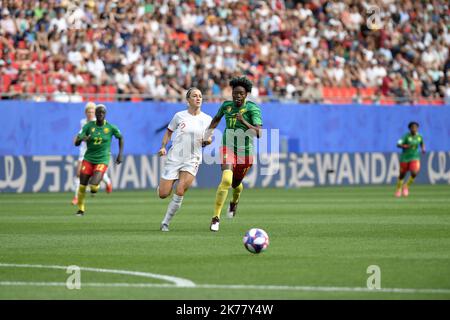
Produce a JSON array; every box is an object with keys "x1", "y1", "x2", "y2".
[
  {"x1": 395, "y1": 189, "x2": 402, "y2": 198},
  {"x1": 226, "y1": 202, "x2": 238, "y2": 218},
  {"x1": 160, "y1": 223, "x2": 169, "y2": 232},
  {"x1": 71, "y1": 197, "x2": 78, "y2": 205},
  {"x1": 210, "y1": 216, "x2": 220, "y2": 232},
  {"x1": 106, "y1": 183, "x2": 113, "y2": 193},
  {"x1": 75, "y1": 210, "x2": 84, "y2": 217},
  {"x1": 402, "y1": 186, "x2": 409, "y2": 197}
]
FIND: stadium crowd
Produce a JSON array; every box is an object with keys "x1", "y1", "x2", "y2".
[{"x1": 0, "y1": 0, "x2": 449, "y2": 103}]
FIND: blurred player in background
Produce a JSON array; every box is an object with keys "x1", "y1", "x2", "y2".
[
  {"x1": 72, "y1": 102, "x2": 113, "y2": 205},
  {"x1": 395, "y1": 121, "x2": 425, "y2": 197},
  {"x1": 74, "y1": 104, "x2": 124, "y2": 216},
  {"x1": 158, "y1": 88, "x2": 212, "y2": 231},
  {"x1": 205, "y1": 77, "x2": 263, "y2": 231}
]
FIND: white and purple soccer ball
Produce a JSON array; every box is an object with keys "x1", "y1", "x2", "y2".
[{"x1": 243, "y1": 228, "x2": 269, "y2": 254}]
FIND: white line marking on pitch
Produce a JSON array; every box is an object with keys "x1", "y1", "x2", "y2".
[
  {"x1": 0, "y1": 263, "x2": 195, "y2": 287},
  {"x1": 0, "y1": 263, "x2": 449, "y2": 295},
  {"x1": 0, "y1": 281, "x2": 449, "y2": 295}
]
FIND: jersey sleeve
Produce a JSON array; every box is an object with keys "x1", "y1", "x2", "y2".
[
  {"x1": 214, "y1": 103, "x2": 226, "y2": 119},
  {"x1": 167, "y1": 113, "x2": 179, "y2": 132},
  {"x1": 250, "y1": 106, "x2": 263, "y2": 126},
  {"x1": 77, "y1": 123, "x2": 90, "y2": 140},
  {"x1": 112, "y1": 125, "x2": 122, "y2": 139},
  {"x1": 397, "y1": 134, "x2": 407, "y2": 145}
]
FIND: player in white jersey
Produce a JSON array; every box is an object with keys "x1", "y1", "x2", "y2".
[
  {"x1": 158, "y1": 88, "x2": 212, "y2": 231},
  {"x1": 71, "y1": 102, "x2": 113, "y2": 205}
]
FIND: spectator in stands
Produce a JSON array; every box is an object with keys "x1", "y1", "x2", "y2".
[{"x1": 0, "y1": 0, "x2": 448, "y2": 104}]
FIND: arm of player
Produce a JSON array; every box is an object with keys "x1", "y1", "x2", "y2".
[
  {"x1": 203, "y1": 115, "x2": 222, "y2": 146},
  {"x1": 116, "y1": 136, "x2": 124, "y2": 164},
  {"x1": 396, "y1": 138, "x2": 409, "y2": 149},
  {"x1": 158, "y1": 129, "x2": 173, "y2": 156},
  {"x1": 74, "y1": 133, "x2": 90, "y2": 146},
  {"x1": 235, "y1": 113, "x2": 262, "y2": 138},
  {"x1": 421, "y1": 141, "x2": 426, "y2": 154}
]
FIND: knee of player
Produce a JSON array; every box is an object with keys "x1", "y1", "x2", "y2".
[
  {"x1": 220, "y1": 174, "x2": 233, "y2": 188},
  {"x1": 158, "y1": 190, "x2": 171, "y2": 199},
  {"x1": 175, "y1": 186, "x2": 187, "y2": 197},
  {"x1": 90, "y1": 184, "x2": 100, "y2": 193}
]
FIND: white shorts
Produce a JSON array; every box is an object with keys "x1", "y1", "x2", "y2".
[{"x1": 161, "y1": 159, "x2": 200, "y2": 180}]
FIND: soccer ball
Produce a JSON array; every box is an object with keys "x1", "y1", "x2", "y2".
[{"x1": 243, "y1": 228, "x2": 269, "y2": 254}]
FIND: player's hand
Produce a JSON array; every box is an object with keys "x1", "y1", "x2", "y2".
[
  {"x1": 236, "y1": 113, "x2": 243, "y2": 122},
  {"x1": 158, "y1": 147, "x2": 167, "y2": 156},
  {"x1": 115, "y1": 154, "x2": 123, "y2": 165},
  {"x1": 421, "y1": 149, "x2": 426, "y2": 154},
  {"x1": 202, "y1": 137, "x2": 212, "y2": 147}
]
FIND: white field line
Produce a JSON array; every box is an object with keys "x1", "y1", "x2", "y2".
[
  {"x1": 0, "y1": 281, "x2": 449, "y2": 295},
  {"x1": 1, "y1": 263, "x2": 450, "y2": 295},
  {"x1": 0, "y1": 263, "x2": 195, "y2": 287}
]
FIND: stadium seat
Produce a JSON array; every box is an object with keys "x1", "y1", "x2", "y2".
[{"x1": 1, "y1": 74, "x2": 13, "y2": 92}]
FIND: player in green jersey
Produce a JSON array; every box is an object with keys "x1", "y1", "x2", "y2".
[
  {"x1": 74, "y1": 104, "x2": 124, "y2": 216},
  {"x1": 395, "y1": 121, "x2": 425, "y2": 197},
  {"x1": 204, "y1": 76, "x2": 263, "y2": 231}
]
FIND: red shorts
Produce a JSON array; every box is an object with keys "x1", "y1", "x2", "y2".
[
  {"x1": 220, "y1": 146, "x2": 253, "y2": 183},
  {"x1": 80, "y1": 160, "x2": 108, "y2": 177},
  {"x1": 400, "y1": 160, "x2": 420, "y2": 174}
]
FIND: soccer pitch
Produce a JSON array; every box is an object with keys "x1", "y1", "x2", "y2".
[{"x1": 0, "y1": 185, "x2": 449, "y2": 300}]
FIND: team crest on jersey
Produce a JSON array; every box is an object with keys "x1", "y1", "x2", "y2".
[
  {"x1": 91, "y1": 128, "x2": 95, "y2": 133},
  {"x1": 239, "y1": 108, "x2": 247, "y2": 114},
  {"x1": 103, "y1": 128, "x2": 109, "y2": 134},
  {"x1": 226, "y1": 106, "x2": 232, "y2": 113}
]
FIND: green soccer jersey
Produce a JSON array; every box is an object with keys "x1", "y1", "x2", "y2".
[
  {"x1": 398, "y1": 132, "x2": 423, "y2": 162},
  {"x1": 77, "y1": 121, "x2": 122, "y2": 165},
  {"x1": 215, "y1": 100, "x2": 263, "y2": 156}
]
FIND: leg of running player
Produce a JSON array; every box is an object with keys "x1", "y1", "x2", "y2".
[
  {"x1": 227, "y1": 165, "x2": 250, "y2": 218},
  {"x1": 102, "y1": 171, "x2": 113, "y2": 193},
  {"x1": 211, "y1": 163, "x2": 233, "y2": 231},
  {"x1": 89, "y1": 170, "x2": 104, "y2": 196},
  {"x1": 160, "y1": 171, "x2": 195, "y2": 231},
  {"x1": 395, "y1": 162, "x2": 408, "y2": 197},
  {"x1": 77, "y1": 173, "x2": 90, "y2": 215},
  {"x1": 72, "y1": 160, "x2": 82, "y2": 205},
  {"x1": 403, "y1": 161, "x2": 420, "y2": 197}
]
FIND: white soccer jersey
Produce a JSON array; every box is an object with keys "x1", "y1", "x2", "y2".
[
  {"x1": 167, "y1": 110, "x2": 212, "y2": 164},
  {"x1": 78, "y1": 118, "x2": 88, "y2": 160}
]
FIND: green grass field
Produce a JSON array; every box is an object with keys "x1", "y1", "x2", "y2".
[{"x1": 0, "y1": 185, "x2": 449, "y2": 299}]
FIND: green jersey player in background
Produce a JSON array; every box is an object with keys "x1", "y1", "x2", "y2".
[
  {"x1": 205, "y1": 77, "x2": 263, "y2": 231},
  {"x1": 395, "y1": 121, "x2": 425, "y2": 197},
  {"x1": 74, "y1": 104, "x2": 124, "y2": 216}
]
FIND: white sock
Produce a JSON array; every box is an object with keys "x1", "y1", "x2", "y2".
[
  {"x1": 162, "y1": 194, "x2": 184, "y2": 226},
  {"x1": 73, "y1": 178, "x2": 80, "y2": 197},
  {"x1": 102, "y1": 172, "x2": 111, "y2": 185}
]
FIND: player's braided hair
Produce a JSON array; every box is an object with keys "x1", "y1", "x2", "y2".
[
  {"x1": 186, "y1": 87, "x2": 201, "y2": 99},
  {"x1": 229, "y1": 76, "x2": 253, "y2": 93},
  {"x1": 408, "y1": 121, "x2": 419, "y2": 129}
]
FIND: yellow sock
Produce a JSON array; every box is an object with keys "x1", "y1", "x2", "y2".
[
  {"x1": 213, "y1": 170, "x2": 233, "y2": 218},
  {"x1": 232, "y1": 183, "x2": 243, "y2": 204},
  {"x1": 77, "y1": 185, "x2": 86, "y2": 212},
  {"x1": 90, "y1": 184, "x2": 99, "y2": 193},
  {"x1": 396, "y1": 179, "x2": 403, "y2": 190},
  {"x1": 406, "y1": 176, "x2": 415, "y2": 187}
]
